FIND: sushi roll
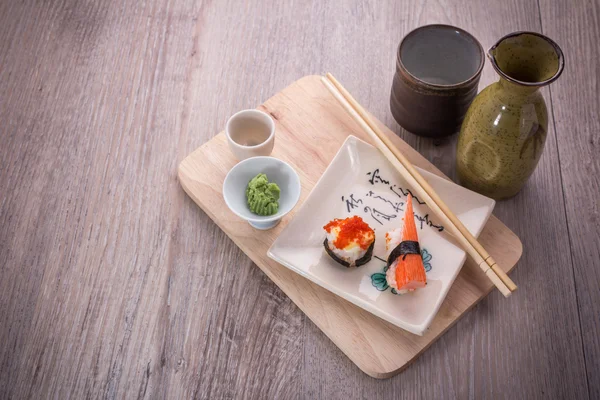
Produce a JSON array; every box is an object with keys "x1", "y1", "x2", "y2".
[
  {"x1": 323, "y1": 216, "x2": 375, "y2": 268},
  {"x1": 386, "y1": 194, "x2": 427, "y2": 294}
]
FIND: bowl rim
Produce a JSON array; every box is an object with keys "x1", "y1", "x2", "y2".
[
  {"x1": 223, "y1": 156, "x2": 301, "y2": 223},
  {"x1": 396, "y1": 24, "x2": 485, "y2": 89}
]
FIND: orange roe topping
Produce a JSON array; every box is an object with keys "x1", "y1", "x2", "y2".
[{"x1": 323, "y1": 216, "x2": 374, "y2": 250}]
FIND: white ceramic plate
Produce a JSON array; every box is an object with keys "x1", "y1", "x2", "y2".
[{"x1": 267, "y1": 136, "x2": 495, "y2": 335}]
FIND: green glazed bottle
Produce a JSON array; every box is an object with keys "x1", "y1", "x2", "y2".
[{"x1": 456, "y1": 32, "x2": 564, "y2": 200}]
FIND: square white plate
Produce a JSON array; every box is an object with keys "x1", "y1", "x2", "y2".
[{"x1": 267, "y1": 136, "x2": 495, "y2": 335}]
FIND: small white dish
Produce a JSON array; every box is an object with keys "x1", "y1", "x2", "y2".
[
  {"x1": 267, "y1": 136, "x2": 495, "y2": 335},
  {"x1": 226, "y1": 109, "x2": 275, "y2": 160},
  {"x1": 223, "y1": 156, "x2": 301, "y2": 230}
]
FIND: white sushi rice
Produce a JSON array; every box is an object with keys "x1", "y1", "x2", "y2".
[
  {"x1": 326, "y1": 226, "x2": 368, "y2": 263},
  {"x1": 385, "y1": 227, "x2": 403, "y2": 254},
  {"x1": 386, "y1": 260, "x2": 398, "y2": 289}
]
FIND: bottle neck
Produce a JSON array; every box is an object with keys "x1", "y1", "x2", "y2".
[{"x1": 498, "y1": 78, "x2": 541, "y2": 97}]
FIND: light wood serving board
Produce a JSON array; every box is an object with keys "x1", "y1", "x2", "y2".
[{"x1": 178, "y1": 75, "x2": 522, "y2": 378}]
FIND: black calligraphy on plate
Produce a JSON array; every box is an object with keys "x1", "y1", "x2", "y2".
[
  {"x1": 339, "y1": 168, "x2": 444, "y2": 231},
  {"x1": 414, "y1": 213, "x2": 444, "y2": 232},
  {"x1": 363, "y1": 206, "x2": 397, "y2": 225},
  {"x1": 367, "y1": 168, "x2": 390, "y2": 185},
  {"x1": 367, "y1": 169, "x2": 425, "y2": 205},
  {"x1": 341, "y1": 194, "x2": 362, "y2": 213},
  {"x1": 366, "y1": 190, "x2": 404, "y2": 213}
]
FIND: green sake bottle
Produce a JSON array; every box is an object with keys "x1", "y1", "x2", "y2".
[{"x1": 456, "y1": 31, "x2": 564, "y2": 200}]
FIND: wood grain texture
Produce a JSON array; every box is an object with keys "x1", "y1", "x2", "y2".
[
  {"x1": 539, "y1": 0, "x2": 600, "y2": 397},
  {"x1": 0, "y1": 0, "x2": 596, "y2": 398},
  {"x1": 179, "y1": 75, "x2": 523, "y2": 377}
]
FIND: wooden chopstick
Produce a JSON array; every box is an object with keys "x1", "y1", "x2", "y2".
[
  {"x1": 324, "y1": 73, "x2": 517, "y2": 292},
  {"x1": 321, "y1": 73, "x2": 515, "y2": 297}
]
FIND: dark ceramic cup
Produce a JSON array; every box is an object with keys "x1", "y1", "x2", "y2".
[{"x1": 390, "y1": 25, "x2": 484, "y2": 137}]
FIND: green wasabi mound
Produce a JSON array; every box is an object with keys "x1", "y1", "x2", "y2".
[{"x1": 246, "y1": 173, "x2": 280, "y2": 216}]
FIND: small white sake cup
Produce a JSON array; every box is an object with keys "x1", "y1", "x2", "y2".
[{"x1": 225, "y1": 109, "x2": 275, "y2": 160}]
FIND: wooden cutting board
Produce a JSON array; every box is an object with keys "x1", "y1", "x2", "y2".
[{"x1": 178, "y1": 75, "x2": 522, "y2": 378}]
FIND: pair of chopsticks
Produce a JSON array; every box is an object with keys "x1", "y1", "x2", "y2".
[{"x1": 321, "y1": 73, "x2": 517, "y2": 297}]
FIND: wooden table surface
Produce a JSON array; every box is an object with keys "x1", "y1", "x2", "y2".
[{"x1": 1, "y1": 0, "x2": 598, "y2": 398}]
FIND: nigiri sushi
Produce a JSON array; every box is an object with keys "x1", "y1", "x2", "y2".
[
  {"x1": 323, "y1": 216, "x2": 375, "y2": 268},
  {"x1": 385, "y1": 194, "x2": 427, "y2": 293}
]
